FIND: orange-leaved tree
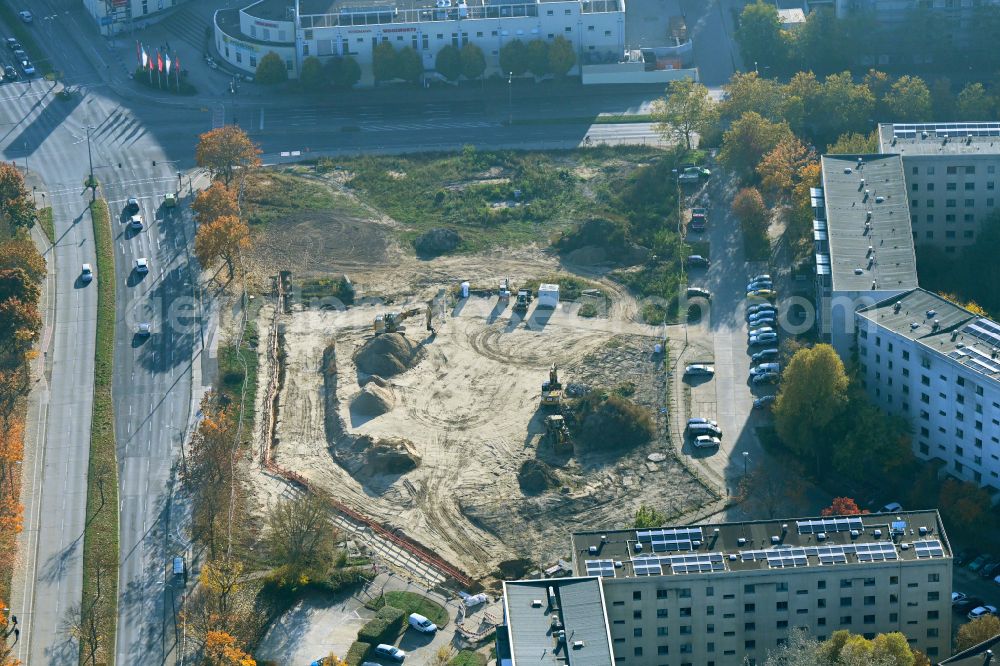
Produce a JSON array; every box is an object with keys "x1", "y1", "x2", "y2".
[
  {"x1": 195, "y1": 126, "x2": 261, "y2": 188},
  {"x1": 0, "y1": 600, "x2": 18, "y2": 665},
  {"x1": 0, "y1": 297, "x2": 41, "y2": 356},
  {"x1": 756, "y1": 135, "x2": 814, "y2": 197},
  {"x1": 205, "y1": 630, "x2": 256, "y2": 666},
  {"x1": 192, "y1": 181, "x2": 240, "y2": 226},
  {"x1": 821, "y1": 497, "x2": 867, "y2": 516},
  {"x1": 194, "y1": 215, "x2": 250, "y2": 280},
  {"x1": 0, "y1": 238, "x2": 45, "y2": 284},
  {"x1": 0, "y1": 163, "x2": 37, "y2": 231}
]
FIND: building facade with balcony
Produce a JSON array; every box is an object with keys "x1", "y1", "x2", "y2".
[{"x1": 83, "y1": 0, "x2": 190, "y2": 35}]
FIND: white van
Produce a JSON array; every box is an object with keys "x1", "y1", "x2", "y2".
[{"x1": 408, "y1": 612, "x2": 437, "y2": 633}]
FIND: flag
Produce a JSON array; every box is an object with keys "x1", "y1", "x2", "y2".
[
  {"x1": 135, "y1": 41, "x2": 140, "y2": 67},
  {"x1": 157, "y1": 51, "x2": 163, "y2": 72},
  {"x1": 165, "y1": 53, "x2": 171, "y2": 75},
  {"x1": 140, "y1": 45, "x2": 148, "y2": 69}
]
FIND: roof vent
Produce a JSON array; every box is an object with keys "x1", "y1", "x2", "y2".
[
  {"x1": 933, "y1": 319, "x2": 940, "y2": 330},
  {"x1": 871, "y1": 281, "x2": 877, "y2": 290},
  {"x1": 531, "y1": 599, "x2": 543, "y2": 607},
  {"x1": 918, "y1": 526, "x2": 928, "y2": 535},
  {"x1": 926, "y1": 309, "x2": 937, "y2": 318},
  {"x1": 782, "y1": 524, "x2": 788, "y2": 531},
  {"x1": 854, "y1": 268, "x2": 863, "y2": 275},
  {"x1": 771, "y1": 535, "x2": 780, "y2": 544},
  {"x1": 572, "y1": 640, "x2": 585, "y2": 649},
  {"x1": 729, "y1": 553, "x2": 738, "y2": 561},
  {"x1": 900, "y1": 542, "x2": 910, "y2": 550},
  {"x1": 868, "y1": 245, "x2": 874, "y2": 255},
  {"x1": 844, "y1": 167, "x2": 853, "y2": 174},
  {"x1": 817, "y1": 532, "x2": 827, "y2": 541},
  {"x1": 588, "y1": 545, "x2": 598, "y2": 555},
  {"x1": 860, "y1": 178, "x2": 866, "y2": 187},
  {"x1": 866, "y1": 210, "x2": 872, "y2": 220},
  {"x1": 634, "y1": 542, "x2": 642, "y2": 552},
  {"x1": 693, "y1": 540, "x2": 702, "y2": 548},
  {"x1": 850, "y1": 530, "x2": 860, "y2": 538},
  {"x1": 858, "y1": 157, "x2": 864, "y2": 164},
  {"x1": 874, "y1": 529, "x2": 883, "y2": 538},
  {"x1": 910, "y1": 322, "x2": 920, "y2": 330},
  {"x1": 714, "y1": 528, "x2": 720, "y2": 534},
  {"x1": 875, "y1": 196, "x2": 885, "y2": 203},
  {"x1": 921, "y1": 131, "x2": 928, "y2": 139},
  {"x1": 737, "y1": 537, "x2": 747, "y2": 546},
  {"x1": 614, "y1": 560, "x2": 623, "y2": 568},
  {"x1": 601, "y1": 534, "x2": 607, "y2": 541}
]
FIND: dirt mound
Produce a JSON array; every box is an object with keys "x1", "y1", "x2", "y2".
[
  {"x1": 517, "y1": 459, "x2": 560, "y2": 494},
  {"x1": 351, "y1": 383, "x2": 395, "y2": 416},
  {"x1": 355, "y1": 435, "x2": 421, "y2": 474},
  {"x1": 414, "y1": 228, "x2": 461, "y2": 257},
  {"x1": 360, "y1": 375, "x2": 390, "y2": 388},
  {"x1": 354, "y1": 333, "x2": 423, "y2": 377}
]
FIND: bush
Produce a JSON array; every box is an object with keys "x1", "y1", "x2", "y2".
[
  {"x1": 358, "y1": 605, "x2": 406, "y2": 644},
  {"x1": 300, "y1": 276, "x2": 356, "y2": 306},
  {"x1": 450, "y1": 652, "x2": 488, "y2": 666},
  {"x1": 256, "y1": 51, "x2": 288, "y2": 84},
  {"x1": 327, "y1": 56, "x2": 362, "y2": 89},
  {"x1": 578, "y1": 303, "x2": 597, "y2": 318},
  {"x1": 345, "y1": 641, "x2": 372, "y2": 666},
  {"x1": 133, "y1": 67, "x2": 197, "y2": 95},
  {"x1": 370, "y1": 591, "x2": 450, "y2": 628},
  {"x1": 641, "y1": 302, "x2": 667, "y2": 325},
  {"x1": 556, "y1": 218, "x2": 629, "y2": 255},
  {"x1": 572, "y1": 392, "x2": 654, "y2": 450}
]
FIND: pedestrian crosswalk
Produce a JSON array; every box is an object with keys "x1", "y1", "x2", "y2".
[
  {"x1": 211, "y1": 104, "x2": 225, "y2": 129},
  {"x1": 360, "y1": 119, "x2": 496, "y2": 132}
]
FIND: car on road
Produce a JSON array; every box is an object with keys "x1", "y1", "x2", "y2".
[
  {"x1": 4, "y1": 65, "x2": 17, "y2": 80},
  {"x1": 752, "y1": 372, "x2": 780, "y2": 385},
  {"x1": 18, "y1": 10, "x2": 33, "y2": 23},
  {"x1": 748, "y1": 289, "x2": 777, "y2": 300},
  {"x1": 129, "y1": 214, "x2": 144, "y2": 230},
  {"x1": 753, "y1": 395, "x2": 776, "y2": 409},
  {"x1": 81, "y1": 263, "x2": 93, "y2": 283},
  {"x1": 749, "y1": 332, "x2": 779, "y2": 346},
  {"x1": 686, "y1": 287, "x2": 712, "y2": 300},
  {"x1": 694, "y1": 435, "x2": 721, "y2": 448},
  {"x1": 373, "y1": 644, "x2": 406, "y2": 661},
  {"x1": 688, "y1": 423, "x2": 723, "y2": 437},
  {"x1": 688, "y1": 418, "x2": 719, "y2": 428},
  {"x1": 5, "y1": 38, "x2": 18, "y2": 50},
  {"x1": 408, "y1": 612, "x2": 437, "y2": 633},
  {"x1": 163, "y1": 192, "x2": 177, "y2": 208},
  {"x1": 686, "y1": 254, "x2": 710, "y2": 268},
  {"x1": 136, "y1": 322, "x2": 151, "y2": 337},
  {"x1": 13, "y1": 49, "x2": 26, "y2": 61},
  {"x1": 684, "y1": 364, "x2": 715, "y2": 377},
  {"x1": 969, "y1": 605, "x2": 998, "y2": 620},
  {"x1": 135, "y1": 258, "x2": 149, "y2": 274},
  {"x1": 747, "y1": 303, "x2": 775, "y2": 317},
  {"x1": 968, "y1": 554, "x2": 991, "y2": 572},
  {"x1": 954, "y1": 597, "x2": 986, "y2": 614},
  {"x1": 20, "y1": 60, "x2": 34, "y2": 76},
  {"x1": 689, "y1": 207, "x2": 707, "y2": 232},
  {"x1": 172, "y1": 556, "x2": 185, "y2": 577},
  {"x1": 747, "y1": 280, "x2": 773, "y2": 292},
  {"x1": 952, "y1": 592, "x2": 968, "y2": 605},
  {"x1": 752, "y1": 349, "x2": 779, "y2": 363},
  {"x1": 125, "y1": 197, "x2": 140, "y2": 214}
]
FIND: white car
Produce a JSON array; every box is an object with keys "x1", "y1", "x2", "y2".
[
  {"x1": 687, "y1": 418, "x2": 719, "y2": 428},
  {"x1": 749, "y1": 332, "x2": 779, "y2": 346},
  {"x1": 751, "y1": 274, "x2": 772, "y2": 283},
  {"x1": 373, "y1": 644, "x2": 406, "y2": 661},
  {"x1": 968, "y1": 605, "x2": 997, "y2": 620},
  {"x1": 684, "y1": 364, "x2": 715, "y2": 377},
  {"x1": 747, "y1": 313, "x2": 776, "y2": 327},
  {"x1": 136, "y1": 322, "x2": 151, "y2": 336},
  {"x1": 748, "y1": 326, "x2": 775, "y2": 338},
  {"x1": 81, "y1": 263, "x2": 93, "y2": 283},
  {"x1": 129, "y1": 214, "x2": 143, "y2": 230},
  {"x1": 694, "y1": 435, "x2": 721, "y2": 448},
  {"x1": 18, "y1": 10, "x2": 32, "y2": 23},
  {"x1": 952, "y1": 591, "x2": 968, "y2": 604},
  {"x1": 408, "y1": 612, "x2": 437, "y2": 633},
  {"x1": 135, "y1": 257, "x2": 149, "y2": 273},
  {"x1": 747, "y1": 303, "x2": 775, "y2": 316}
]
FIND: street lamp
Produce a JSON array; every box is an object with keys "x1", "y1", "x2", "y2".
[
  {"x1": 742, "y1": 451, "x2": 749, "y2": 478},
  {"x1": 85, "y1": 126, "x2": 95, "y2": 202},
  {"x1": 507, "y1": 71, "x2": 513, "y2": 127}
]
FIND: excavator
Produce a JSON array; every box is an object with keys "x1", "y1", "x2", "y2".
[
  {"x1": 373, "y1": 306, "x2": 432, "y2": 335},
  {"x1": 513, "y1": 288, "x2": 532, "y2": 314},
  {"x1": 544, "y1": 414, "x2": 572, "y2": 454},
  {"x1": 540, "y1": 364, "x2": 563, "y2": 408}
]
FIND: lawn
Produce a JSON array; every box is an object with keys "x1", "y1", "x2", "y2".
[
  {"x1": 368, "y1": 591, "x2": 450, "y2": 628},
  {"x1": 37, "y1": 206, "x2": 53, "y2": 244},
  {"x1": 218, "y1": 317, "x2": 259, "y2": 432},
  {"x1": 450, "y1": 651, "x2": 488, "y2": 666},
  {"x1": 243, "y1": 171, "x2": 364, "y2": 226}
]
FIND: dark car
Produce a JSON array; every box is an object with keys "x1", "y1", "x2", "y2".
[
  {"x1": 6, "y1": 38, "x2": 19, "y2": 50},
  {"x1": 954, "y1": 597, "x2": 986, "y2": 614},
  {"x1": 981, "y1": 561, "x2": 1000, "y2": 579},
  {"x1": 4, "y1": 65, "x2": 17, "y2": 80},
  {"x1": 955, "y1": 549, "x2": 978, "y2": 566},
  {"x1": 751, "y1": 349, "x2": 779, "y2": 363},
  {"x1": 686, "y1": 254, "x2": 710, "y2": 268}
]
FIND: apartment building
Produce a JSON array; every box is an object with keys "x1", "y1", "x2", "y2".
[
  {"x1": 498, "y1": 511, "x2": 953, "y2": 665},
  {"x1": 813, "y1": 154, "x2": 919, "y2": 356},
  {"x1": 856, "y1": 289, "x2": 1000, "y2": 490},
  {"x1": 878, "y1": 122, "x2": 1000, "y2": 251},
  {"x1": 83, "y1": 0, "x2": 190, "y2": 34}
]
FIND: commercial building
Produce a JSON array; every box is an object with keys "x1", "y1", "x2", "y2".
[
  {"x1": 878, "y1": 122, "x2": 1000, "y2": 251},
  {"x1": 498, "y1": 511, "x2": 953, "y2": 665},
  {"x1": 813, "y1": 154, "x2": 919, "y2": 356},
  {"x1": 214, "y1": 0, "x2": 624, "y2": 81},
  {"x1": 83, "y1": 0, "x2": 190, "y2": 34},
  {"x1": 856, "y1": 289, "x2": 1000, "y2": 490}
]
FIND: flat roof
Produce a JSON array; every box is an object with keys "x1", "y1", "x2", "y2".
[
  {"x1": 571, "y1": 511, "x2": 950, "y2": 579},
  {"x1": 877, "y1": 122, "x2": 1000, "y2": 157},
  {"x1": 820, "y1": 154, "x2": 918, "y2": 293},
  {"x1": 244, "y1": 0, "x2": 295, "y2": 21},
  {"x1": 504, "y1": 578, "x2": 613, "y2": 666},
  {"x1": 857, "y1": 289, "x2": 1000, "y2": 382}
]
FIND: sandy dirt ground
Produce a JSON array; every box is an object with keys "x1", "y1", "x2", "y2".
[{"x1": 250, "y1": 254, "x2": 716, "y2": 581}]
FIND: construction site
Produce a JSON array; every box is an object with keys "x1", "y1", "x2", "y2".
[{"x1": 248, "y1": 257, "x2": 717, "y2": 587}]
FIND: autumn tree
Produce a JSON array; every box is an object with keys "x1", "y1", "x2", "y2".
[
  {"x1": 938, "y1": 477, "x2": 992, "y2": 539},
  {"x1": 434, "y1": 45, "x2": 462, "y2": 81},
  {"x1": 205, "y1": 630, "x2": 256, "y2": 666},
  {"x1": 68, "y1": 599, "x2": 111, "y2": 666},
  {"x1": 633, "y1": 504, "x2": 665, "y2": 528},
  {"x1": 0, "y1": 368, "x2": 28, "y2": 423},
  {"x1": 547, "y1": 36, "x2": 575, "y2": 77},
  {"x1": 255, "y1": 51, "x2": 287, "y2": 85},
  {"x1": 525, "y1": 39, "x2": 550, "y2": 77},
  {"x1": 499, "y1": 39, "x2": 528, "y2": 76},
  {"x1": 720, "y1": 72, "x2": 787, "y2": 124},
  {"x1": 194, "y1": 215, "x2": 251, "y2": 280},
  {"x1": 718, "y1": 112, "x2": 794, "y2": 182},
  {"x1": 460, "y1": 43, "x2": 486, "y2": 80},
  {"x1": 735, "y1": 1, "x2": 789, "y2": 76},
  {"x1": 0, "y1": 163, "x2": 36, "y2": 231},
  {"x1": 191, "y1": 182, "x2": 240, "y2": 226},
  {"x1": 265, "y1": 493, "x2": 341, "y2": 585},
  {"x1": 757, "y1": 135, "x2": 814, "y2": 196},
  {"x1": 788, "y1": 161, "x2": 822, "y2": 250},
  {"x1": 884, "y1": 75, "x2": 932, "y2": 123},
  {"x1": 0, "y1": 298, "x2": 41, "y2": 355},
  {"x1": 773, "y1": 344, "x2": 850, "y2": 467},
  {"x1": 0, "y1": 237, "x2": 45, "y2": 283},
  {"x1": 654, "y1": 79, "x2": 717, "y2": 150},
  {"x1": 821, "y1": 497, "x2": 866, "y2": 516},
  {"x1": 0, "y1": 598, "x2": 16, "y2": 666},
  {"x1": 732, "y1": 187, "x2": 769, "y2": 236},
  {"x1": 826, "y1": 132, "x2": 877, "y2": 155},
  {"x1": 0, "y1": 268, "x2": 40, "y2": 305},
  {"x1": 957, "y1": 615, "x2": 1000, "y2": 651},
  {"x1": 202, "y1": 557, "x2": 245, "y2": 616},
  {"x1": 195, "y1": 126, "x2": 262, "y2": 188}
]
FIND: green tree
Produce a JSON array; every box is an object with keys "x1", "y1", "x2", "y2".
[
  {"x1": 721, "y1": 71, "x2": 787, "y2": 124},
  {"x1": 864, "y1": 69, "x2": 893, "y2": 120},
  {"x1": 826, "y1": 132, "x2": 877, "y2": 154},
  {"x1": 930, "y1": 77, "x2": 955, "y2": 119},
  {"x1": 757, "y1": 135, "x2": 813, "y2": 196},
  {"x1": 326, "y1": 56, "x2": 361, "y2": 89},
  {"x1": 396, "y1": 46, "x2": 423, "y2": 84},
  {"x1": 731, "y1": 187, "x2": 768, "y2": 236},
  {"x1": 255, "y1": 51, "x2": 288, "y2": 85},
  {"x1": 956, "y1": 82, "x2": 995, "y2": 120},
  {"x1": 735, "y1": 1, "x2": 789, "y2": 75},
  {"x1": 547, "y1": 35, "x2": 575, "y2": 76},
  {"x1": 829, "y1": 395, "x2": 912, "y2": 492},
  {"x1": 0, "y1": 268, "x2": 40, "y2": 305},
  {"x1": 653, "y1": 78, "x2": 717, "y2": 150},
  {"x1": 870, "y1": 632, "x2": 916, "y2": 666},
  {"x1": 957, "y1": 615, "x2": 1000, "y2": 651},
  {"x1": 884, "y1": 75, "x2": 932, "y2": 122},
  {"x1": 460, "y1": 43, "x2": 486, "y2": 80},
  {"x1": 815, "y1": 72, "x2": 875, "y2": 147},
  {"x1": 773, "y1": 344, "x2": 849, "y2": 465},
  {"x1": 525, "y1": 39, "x2": 550, "y2": 77},
  {"x1": 373, "y1": 41, "x2": 398, "y2": 82},
  {"x1": 633, "y1": 504, "x2": 665, "y2": 528},
  {"x1": 764, "y1": 627, "x2": 821, "y2": 666},
  {"x1": 434, "y1": 44, "x2": 462, "y2": 81},
  {"x1": 499, "y1": 39, "x2": 528, "y2": 76},
  {"x1": 718, "y1": 111, "x2": 794, "y2": 182},
  {"x1": 299, "y1": 56, "x2": 325, "y2": 90},
  {"x1": 265, "y1": 493, "x2": 341, "y2": 585},
  {"x1": 794, "y1": 7, "x2": 854, "y2": 76}
]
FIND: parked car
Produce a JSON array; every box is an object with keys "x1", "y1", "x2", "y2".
[
  {"x1": 955, "y1": 549, "x2": 978, "y2": 566},
  {"x1": 753, "y1": 395, "x2": 776, "y2": 409},
  {"x1": 18, "y1": 10, "x2": 33, "y2": 23},
  {"x1": 373, "y1": 644, "x2": 406, "y2": 661},
  {"x1": 747, "y1": 280, "x2": 773, "y2": 292},
  {"x1": 163, "y1": 192, "x2": 177, "y2": 208},
  {"x1": 688, "y1": 418, "x2": 719, "y2": 428},
  {"x1": 952, "y1": 592, "x2": 968, "y2": 605},
  {"x1": 751, "y1": 349, "x2": 779, "y2": 363},
  {"x1": 13, "y1": 49, "x2": 26, "y2": 61},
  {"x1": 747, "y1": 313, "x2": 776, "y2": 327},
  {"x1": 136, "y1": 322, "x2": 151, "y2": 337},
  {"x1": 968, "y1": 554, "x2": 992, "y2": 572},
  {"x1": 689, "y1": 207, "x2": 707, "y2": 232},
  {"x1": 81, "y1": 263, "x2": 93, "y2": 283},
  {"x1": 686, "y1": 287, "x2": 712, "y2": 299},
  {"x1": 954, "y1": 597, "x2": 985, "y2": 614},
  {"x1": 694, "y1": 435, "x2": 721, "y2": 448},
  {"x1": 125, "y1": 197, "x2": 140, "y2": 214},
  {"x1": 750, "y1": 274, "x2": 772, "y2": 283},
  {"x1": 134, "y1": 258, "x2": 149, "y2": 274},
  {"x1": 684, "y1": 364, "x2": 715, "y2": 377},
  {"x1": 968, "y1": 605, "x2": 998, "y2": 620},
  {"x1": 752, "y1": 372, "x2": 780, "y2": 385},
  {"x1": 20, "y1": 60, "x2": 34, "y2": 76},
  {"x1": 678, "y1": 166, "x2": 711, "y2": 182},
  {"x1": 4, "y1": 65, "x2": 17, "y2": 80},
  {"x1": 686, "y1": 254, "x2": 710, "y2": 268},
  {"x1": 408, "y1": 613, "x2": 437, "y2": 633},
  {"x1": 688, "y1": 423, "x2": 723, "y2": 437},
  {"x1": 750, "y1": 363, "x2": 780, "y2": 376},
  {"x1": 749, "y1": 332, "x2": 779, "y2": 346},
  {"x1": 880, "y1": 502, "x2": 903, "y2": 513},
  {"x1": 747, "y1": 303, "x2": 776, "y2": 316},
  {"x1": 5, "y1": 38, "x2": 19, "y2": 50},
  {"x1": 748, "y1": 288, "x2": 777, "y2": 300},
  {"x1": 748, "y1": 326, "x2": 776, "y2": 338},
  {"x1": 980, "y1": 561, "x2": 1000, "y2": 579}
]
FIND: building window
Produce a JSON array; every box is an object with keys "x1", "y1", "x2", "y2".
[
  {"x1": 657, "y1": 626, "x2": 667, "y2": 636},
  {"x1": 680, "y1": 608, "x2": 692, "y2": 617},
  {"x1": 947, "y1": 182, "x2": 958, "y2": 191},
  {"x1": 818, "y1": 581, "x2": 827, "y2": 590},
  {"x1": 928, "y1": 610, "x2": 939, "y2": 620},
  {"x1": 966, "y1": 165, "x2": 976, "y2": 174},
  {"x1": 966, "y1": 182, "x2": 976, "y2": 190},
  {"x1": 745, "y1": 585, "x2": 756, "y2": 594},
  {"x1": 249, "y1": 54, "x2": 257, "y2": 67},
  {"x1": 777, "y1": 602, "x2": 788, "y2": 611},
  {"x1": 911, "y1": 183, "x2": 919, "y2": 191},
  {"x1": 656, "y1": 608, "x2": 668, "y2": 618},
  {"x1": 633, "y1": 646, "x2": 642, "y2": 657},
  {"x1": 633, "y1": 591, "x2": 641, "y2": 600},
  {"x1": 966, "y1": 198, "x2": 976, "y2": 206},
  {"x1": 946, "y1": 199, "x2": 956, "y2": 207},
  {"x1": 658, "y1": 645, "x2": 668, "y2": 655},
  {"x1": 912, "y1": 166, "x2": 919, "y2": 175},
  {"x1": 633, "y1": 610, "x2": 642, "y2": 619},
  {"x1": 946, "y1": 214, "x2": 955, "y2": 222},
  {"x1": 746, "y1": 640, "x2": 756, "y2": 650},
  {"x1": 680, "y1": 625, "x2": 692, "y2": 635},
  {"x1": 745, "y1": 603, "x2": 755, "y2": 613},
  {"x1": 818, "y1": 599, "x2": 827, "y2": 609},
  {"x1": 864, "y1": 614, "x2": 876, "y2": 624},
  {"x1": 679, "y1": 589, "x2": 691, "y2": 598},
  {"x1": 947, "y1": 166, "x2": 958, "y2": 174},
  {"x1": 864, "y1": 596, "x2": 875, "y2": 606},
  {"x1": 706, "y1": 587, "x2": 714, "y2": 597},
  {"x1": 840, "y1": 616, "x2": 852, "y2": 625},
  {"x1": 840, "y1": 597, "x2": 852, "y2": 607},
  {"x1": 745, "y1": 622, "x2": 756, "y2": 631}
]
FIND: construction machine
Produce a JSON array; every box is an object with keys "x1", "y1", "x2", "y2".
[
  {"x1": 373, "y1": 307, "x2": 423, "y2": 335},
  {"x1": 513, "y1": 288, "x2": 532, "y2": 313},
  {"x1": 544, "y1": 414, "x2": 572, "y2": 453},
  {"x1": 540, "y1": 364, "x2": 563, "y2": 408},
  {"x1": 499, "y1": 277, "x2": 511, "y2": 301}
]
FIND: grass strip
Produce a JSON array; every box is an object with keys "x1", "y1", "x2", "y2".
[
  {"x1": 509, "y1": 114, "x2": 655, "y2": 126},
  {"x1": 80, "y1": 199, "x2": 119, "y2": 664},
  {"x1": 0, "y1": 7, "x2": 55, "y2": 77},
  {"x1": 37, "y1": 206, "x2": 53, "y2": 244}
]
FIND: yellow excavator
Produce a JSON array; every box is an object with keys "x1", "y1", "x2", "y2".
[
  {"x1": 540, "y1": 364, "x2": 563, "y2": 408},
  {"x1": 373, "y1": 307, "x2": 429, "y2": 335}
]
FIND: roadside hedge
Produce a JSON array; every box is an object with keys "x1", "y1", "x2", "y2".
[
  {"x1": 357, "y1": 605, "x2": 406, "y2": 644},
  {"x1": 345, "y1": 640, "x2": 372, "y2": 666}
]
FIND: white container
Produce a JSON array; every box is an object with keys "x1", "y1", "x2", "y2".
[
  {"x1": 654, "y1": 343, "x2": 663, "y2": 354},
  {"x1": 460, "y1": 281, "x2": 470, "y2": 298},
  {"x1": 537, "y1": 283, "x2": 559, "y2": 309}
]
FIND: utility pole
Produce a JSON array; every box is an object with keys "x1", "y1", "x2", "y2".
[
  {"x1": 86, "y1": 126, "x2": 96, "y2": 202},
  {"x1": 507, "y1": 71, "x2": 513, "y2": 126}
]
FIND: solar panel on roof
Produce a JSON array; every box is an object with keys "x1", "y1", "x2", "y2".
[
  {"x1": 913, "y1": 540, "x2": 945, "y2": 558},
  {"x1": 796, "y1": 517, "x2": 864, "y2": 535},
  {"x1": 854, "y1": 542, "x2": 898, "y2": 562},
  {"x1": 585, "y1": 559, "x2": 616, "y2": 577},
  {"x1": 766, "y1": 548, "x2": 809, "y2": 569}
]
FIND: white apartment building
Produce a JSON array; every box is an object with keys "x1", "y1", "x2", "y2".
[
  {"x1": 499, "y1": 511, "x2": 954, "y2": 665},
  {"x1": 878, "y1": 122, "x2": 1000, "y2": 252},
  {"x1": 856, "y1": 289, "x2": 1000, "y2": 491},
  {"x1": 214, "y1": 0, "x2": 624, "y2": 81},
  {"x1": 814, "y1": 154, "x2": 919, "y2": 356},
  {"x1": 83, "y1": 0, "x2": 190, "y2": 34}
]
